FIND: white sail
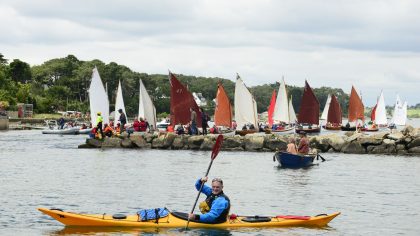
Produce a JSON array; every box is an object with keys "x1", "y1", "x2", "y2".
[
  {"x1": 374, "y1": 91, "x2": 387, "y2": 125},
  {"x1": 391, "y1": 95, "x2": 407, "y2": 126},
  {"x1": 288, "y1": 97, "x2": 297, "y2": 123},
  {"x1": 320, "y1": 94, "x2": 331, "y2": 120},
  {"x1": 234, "y1": 75, "x2": 258, "y2": 130},
  {"x1": 88, "y1": 67, "x2": 109, "y2": 126},
  {"x1": 272, "y1": 78, "x2": 289, "y2": 123},
  {"x1": 139, "y1": 79, "x2": 157, "y2": 129},
  {"x1": 114, "y1": 80, "x2": 127, "y2": 127}
]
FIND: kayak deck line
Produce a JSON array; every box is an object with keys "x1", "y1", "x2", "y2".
[{"x1": 38, "y1": 208, "x2": 340, "y2": 228}]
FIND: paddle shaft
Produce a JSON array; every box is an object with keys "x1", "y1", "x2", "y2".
[{"x1": 185, "y1": 159, "x2": 214, "y2": 229}]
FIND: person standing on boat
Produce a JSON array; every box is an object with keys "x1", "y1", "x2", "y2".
[
  {"x1": 297, "y1": 132, "x2": 309, "y2": 154},
  {"x1": 96, "y1": 112, "x2": 104, "y2": 139},
  {"x1": 58, "y1": 117, "x2": 65, "y2": 130},
  {"x1": 200, "y1": 108, "x2": 208, "y2": 136},
  {"x1": 190, "y1": 107, "x2": 198, "y2": 135},
  {"x1": 287, "y1": 138, "x2": 298, "y2": 154},
  {"x1": 188, "y1": 177, "x2": 230, "y2": 223},
  {"x1": 118, "y1": 109, "x2": 127, "y2": 133}
]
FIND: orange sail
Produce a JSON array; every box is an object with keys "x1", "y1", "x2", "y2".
[
  {"x1": 298, "y1": 81, "x2": 320, "y2": 125},
  {"x1": 348, "y1": 86, "x2": 364, "y2": 122},
  {"x1": 169, "y1": 72, "x2": 202, "y2": 127},
  {"x1": 214, "y1": 83, "x2": 232, "y2": 127},
  {"x1": 267, "y1": 90, "x2": 276, "y2": 126},
  {"x1": 371, "y1": 104, "x2": 377, "y2": 121},
  {"x1": 327, "y1": 94, "x2": 342, "y2": 125}
]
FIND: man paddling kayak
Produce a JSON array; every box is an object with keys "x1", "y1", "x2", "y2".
[{"x1": 188, "y1": 177, "x2": 230, "y2": 223}]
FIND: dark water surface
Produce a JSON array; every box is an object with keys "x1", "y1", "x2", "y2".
[{"x1": 1, "y1": 130, "x2": 419, "y2": 235}]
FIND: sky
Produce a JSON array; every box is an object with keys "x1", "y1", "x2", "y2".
[{"x1": 1, "y1": 0, "x2": 420, "y2": 106}]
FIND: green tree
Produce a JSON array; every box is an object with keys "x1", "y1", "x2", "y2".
[{"x1": 9, "y1": 59, "x2": 32, "y2": 83}]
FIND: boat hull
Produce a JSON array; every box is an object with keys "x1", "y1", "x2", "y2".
[
  {"x1": 42, "y1": 127, "x2": 79, "y2": 135},
  {"x1": 295, "y1": 127, "x2": 320, "y2": 134},
  {"x1": 38, "y1": 208, "x2": 339, "y2": 228},
  {"x1": 235, "y1": 129, "x2": 257, "y2": 136},
  {"x1": 272, "y1": 126, "x2": 295, "y2": 133},
  {"x1": 340, "y1": 126, "x2": 356, "y2": 131},
  {"x1": 274, "y1": 152, "x2": 315, "y2": 168},
  {"x1": 324, "y1": 126, "x2": 341, "y2": 131}
]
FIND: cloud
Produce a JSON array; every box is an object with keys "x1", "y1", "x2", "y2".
[{"x1": 1, "y1": 0, "x2": 419, "y2": 105}]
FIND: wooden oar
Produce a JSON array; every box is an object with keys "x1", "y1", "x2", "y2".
[{"x1": 185, "y1": 134, "x2": 224, "y2": 230}]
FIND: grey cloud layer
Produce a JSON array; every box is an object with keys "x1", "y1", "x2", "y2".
[{"x1": 1, "y1": 0, "x2": 419, "y2": 104}]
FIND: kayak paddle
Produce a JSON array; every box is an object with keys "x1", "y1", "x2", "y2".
[{"x1": 186, "y1": 134, "x2": 224, "y2": 229}]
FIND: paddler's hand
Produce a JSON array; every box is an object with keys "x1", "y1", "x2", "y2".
[
  {"x1": 188, "y1": 213, "x2": 196, "y2": 220},
  {"x1": 200, "y1": 177, "x2": 208, "y2": 183}
]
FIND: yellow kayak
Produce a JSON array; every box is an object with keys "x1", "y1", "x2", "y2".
[{"x1": 38, "y1": 208, "x2": 340, "y2": 228}]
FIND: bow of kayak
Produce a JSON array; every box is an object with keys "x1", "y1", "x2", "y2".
[{"x1": 38, "y1": 208, "x2": 340, "y2": 228}]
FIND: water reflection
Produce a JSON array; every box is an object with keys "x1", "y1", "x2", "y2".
[{"x1": 48, "y1": 226, "x2": 233, "y2": 236}]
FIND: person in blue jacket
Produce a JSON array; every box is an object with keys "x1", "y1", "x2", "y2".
[{"x1": 188, "y1": 177, "x2": 230, "y2": 223}]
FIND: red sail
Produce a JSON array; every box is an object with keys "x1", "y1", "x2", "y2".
[
  {"x1": 371, "y1": 104, "x2": 377, "y2": 121},
  {"x1": 169, "y1": 72, "x2": 202, "y2": 127},
  {"x1": 214, "y1": 83, "x2": 232, "y2": 127},
  {"x1": 267, "y1": 90, "x2": 276, "y2": 126},
  {"x1": 327, "y1": 94, "x2": 342, "y2": 125},
  {"x1": 298, "y1": 81, "x2": 320, "y2": 124},
  {"x1": 348, "y1": 86, "x2": 364, "y2": 122}
]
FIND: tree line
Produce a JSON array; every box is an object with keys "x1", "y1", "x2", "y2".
[{"x1": 0, "y1": 53, "x2": 352, "y2": 117}]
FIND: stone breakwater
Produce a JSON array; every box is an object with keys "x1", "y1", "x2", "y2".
[{"x1": 78, "y1": 126, "x2": 420, "y2": 155}]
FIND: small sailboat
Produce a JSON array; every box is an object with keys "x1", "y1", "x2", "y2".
[
  {"x1": 88, "y1": 67, "x2": 109, "y2": 126},
  {"x1": 390, "y1": 95, "x2": 407, "y2": 126},
  {"x1": 295, "y1": 81, "x2": 320, "y2": 134},
  {"x1": 341, "y1": 86, "x2": 364, "y2": 131},
  {"x1": 234, "y1": 74, "x2": 258, "y2": 136},
  {"x1": 324, "y1": 95, "x2": 342, "y2": 130},
  {"x1": 169, "y1": 72, "x2": 202, "y2": 128},
  {"x1": 272, "y1": 78, "x2": 295, "y2": 133},
  {"x1": 364, "y1": 91, "x2": 386, "y2": 132},
  {"x1": 139, "y1": 79, "x2": 157, "y2": 130},
  {"x1": 114, "y1": 80, "x2": 127, "y2": 127},
  {"x1": 214, "y1": 83, "x2": 235, "y2": 136}
]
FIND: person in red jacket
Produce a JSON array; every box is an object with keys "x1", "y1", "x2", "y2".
[
  {"x1": 139, "y1": 117, "x2": 147, "y2": 132},
  {"x1": 133, "y1": 117, "x2": 141, "y2": 132}
]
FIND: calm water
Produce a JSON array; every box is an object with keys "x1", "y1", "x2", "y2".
[{"x1": 1, "y1": 130, "x2": 420, "y2": 236}]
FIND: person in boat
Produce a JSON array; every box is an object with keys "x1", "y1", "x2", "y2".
[
  {"x1": 139, "y1": 117, "x2": 147, "y2": 132},
  {"x1": 133, "y1": 117, "x2": 140, "y2": 132},
  {"x1": 167, "y1": 125, "x2": 174, "y2": 133},
  {"x1": 58, "y1": 117, "x2": 65, "y2": 129},
  {"x1": 144, "y1": 118, "x2": 150, "y2": 132},
  {"x1": 297, "y1": 132, "x2": 309, "y2": 155},
  {"x1": 242, "y1": 124, "x2": 248, "y2": 130},
  {"x1": 190, "y1": 107, "x2": 198, "y2": 135},
  {"x1": 103, "y1": 123, "x2": 114, "y2": 137},
  {"x1": 118, "y1": 109, "x2": 127, "y2": 133},
  {"x1": 89, "y1": 127, "x2": 97, "y2": 139},
  {"x1": 209, "y1": 125, "x2": 219, "y2": 134},
  {"x1": 200, "y1": 108, "x2": 208, "y2": 136},
  {"x1": 96, "y1": 112, "x2": 104, "y2": 139},
  {"x1": 81, "y1": 124, "x2": 87, "y2": 130},
  {"x1": 249, "y1": 123, "x2": 255, "y2": 130},
  {"x1": 232, "y1": 120, "x2": 237, "y2": 130},
  {"x1": 188, "y1": 177, "x2": 230, "y2": 223},
  {"x1": 345, "y1": 122, "x2": 351, "y2": 128},
  {"x1": 287, "y1": 137, "x2": 298, "y2": 154},
  {"x1": 115, "y1": 123, "x2": 121, "y2": 135},
  {"x1": 176, "y1": 123, "x2": 185, "y2": 135}
]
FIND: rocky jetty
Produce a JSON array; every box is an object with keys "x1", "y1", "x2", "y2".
[{"x1": 78, "y1": 126, "x2": 420, "y2": 155}]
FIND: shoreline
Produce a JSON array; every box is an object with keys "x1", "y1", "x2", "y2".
[{"x1": 78, "y1": 126, "x2": 420, "y2": 156}]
